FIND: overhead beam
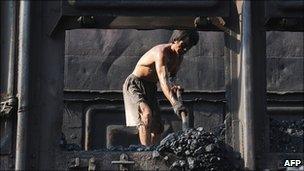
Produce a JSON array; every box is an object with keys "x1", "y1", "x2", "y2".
[
  {"x1": 62, "y1": 0, "x2": 229, "y2": 17},
  {"x1": 68, "y1": 0, "x2": 220, "y2": 9}
]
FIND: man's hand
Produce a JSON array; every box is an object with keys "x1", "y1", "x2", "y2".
[
  {"x1": 171, "y1": 85, "x2": 184, "y2": 95},
  {"x1": 172, "y1": 101, "x2": 187, "y2": 119}
]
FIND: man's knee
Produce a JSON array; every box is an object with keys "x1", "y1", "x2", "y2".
[
  {"x1": 139, "y1": 102, "x2": 152, "y2": 117},
  {"x1": 139, "y1": 102, "x2": 152, "y2": 126}
]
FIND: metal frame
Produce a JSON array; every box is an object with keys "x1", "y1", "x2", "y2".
[
  {"x1": 0, "y1": 0, "x2": 303, "y2": 170},
  {"x1": 47, "y1": 0, "x2": 230, "y2": 36},
  {"x1": 84, "y1": 104, "x2": 124, "y2": 151}
]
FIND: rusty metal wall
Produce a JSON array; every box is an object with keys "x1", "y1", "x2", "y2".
[
  {"x1": 64, "y1": 30, "x2": 226, "y2": 91},
  {"x1": 64, "y1": 30, "x2": 303, "y2": 92},
  {"x1": 266, "y1": 31, "x2": 303, "y2": 91}
]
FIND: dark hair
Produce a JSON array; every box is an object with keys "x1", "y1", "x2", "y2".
[{"x1": 169, "y1": 30, "x2": 199, "y2": 47}]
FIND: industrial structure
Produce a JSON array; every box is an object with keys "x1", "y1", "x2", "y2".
[{"x1": 0, "y1": 0, "x2": 303, "y2": 170}]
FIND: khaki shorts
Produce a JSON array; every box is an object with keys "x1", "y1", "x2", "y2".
[{"x1": 123, "y1": 74, "x2": 163, "y2": 134}]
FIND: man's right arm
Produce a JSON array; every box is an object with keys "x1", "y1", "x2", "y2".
[
  {"x1": 155, "y1": 51, "x2": 178, "y2": 106},
  {"x1": 155, "y1": 51, "x2": 187, "y2": 118}
]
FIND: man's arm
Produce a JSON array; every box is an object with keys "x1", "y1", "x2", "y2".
[
  {"x1": 155, "y1": 52, "x2": 178, "y2": 106},
  {"x1": 156, "y1": 52, "x2": 186, "y2": 118},
  {"x1": 169, "y1": 56, "x2": 184, "y2": 93}
]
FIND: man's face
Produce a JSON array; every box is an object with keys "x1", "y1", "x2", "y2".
[{"x1": 174, "y1": 40, "x2": 191, "y2": 56}]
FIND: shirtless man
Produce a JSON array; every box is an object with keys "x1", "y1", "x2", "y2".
[{"x1": 123, "y1": 30, "x2": 199, "y2": 146}]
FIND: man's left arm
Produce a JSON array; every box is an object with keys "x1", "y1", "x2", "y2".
[{"x1": 168, "y1": 59, "x2": 183, "y2": 93}]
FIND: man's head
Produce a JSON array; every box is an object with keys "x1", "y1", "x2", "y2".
[{"x1": 169, "y1": 30, "x2": 199, "y2": 55}]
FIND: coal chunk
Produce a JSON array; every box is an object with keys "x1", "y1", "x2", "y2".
[
  {"x1": 152, "y1": 150, "x2": 160, "y2": 159},
  {"x1": 157, "y1": 126, "x2": 242, "y2": 170},
  {"x1": 205, "y1": 144, "x2": 215, "y2": 152}
]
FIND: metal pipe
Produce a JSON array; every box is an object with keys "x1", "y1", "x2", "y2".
[
  {"x1": 240, "y1": 1, "x2": 255, "y2": 170},
  {"x1": 15, "y1": 1, "x2": 31, "y2": 170},
  {"x1": 0, "y1": 1, "x2": 17, "y2": 96},
  {"x1": 7, "y1": 0, "x2": 17, "y2": 95}
]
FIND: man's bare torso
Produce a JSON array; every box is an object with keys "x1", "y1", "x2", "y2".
[{"x1": 132, "y1": 43, "x2": 182, "y2": 82}]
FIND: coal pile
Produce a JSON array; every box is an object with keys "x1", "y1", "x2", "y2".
[
  {"x1": 156, "y1": 127, "x2": 242, "y2": 171},
  {"x1": 270, "y1": 118, "x2": 304, "y2": 152},
  {"x1": 108, "y1": 144, "x2": 157, "y2": 152}
]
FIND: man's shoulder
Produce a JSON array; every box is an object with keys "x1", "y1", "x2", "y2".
[{"x1": 152, "y1": 44, "x2": 170, "y2": 56}]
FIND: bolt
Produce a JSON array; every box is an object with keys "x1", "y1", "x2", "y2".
[{"x1": 70, "y1": 134, "x2": 77, "y2": 139}]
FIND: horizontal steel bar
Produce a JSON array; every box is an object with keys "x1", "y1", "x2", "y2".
[
  {"x1": 69, "y1": 0, "x2": 219, "y2": 9},
  {"x1": 267, "y1": 106, "x2": 304, "y2": 115},
  {"x1": 276, "y1": 1, "x2": 304, "y2": 11}
]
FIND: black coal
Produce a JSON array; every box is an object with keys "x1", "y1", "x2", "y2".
[
  {"x1": 108, "y1": 144, "x2": 156, "y2": 151},
  {"x1": 156, "y1": 127, "x2": 242, "y2": 171},
  {"x1": 270, "y1": 118, "x2": 304, "y2": 153}
]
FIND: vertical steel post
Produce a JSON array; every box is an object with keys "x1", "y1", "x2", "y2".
[
  {"x1": 240, "y1": 1, "x2": 256, "y2": 169},
  {"x1": 15, "y1": 0, "x2": 31, "y2": 170},
  {"x1": 239, "y1": 1, "x2": 255, "y2": 170},
  {"x1": 240, "y1": 1, "x2": 266, "y2": 169}
]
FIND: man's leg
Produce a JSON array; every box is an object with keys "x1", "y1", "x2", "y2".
[{"x1": 138, "y1": 102, "x2": 152, "y2": 146}]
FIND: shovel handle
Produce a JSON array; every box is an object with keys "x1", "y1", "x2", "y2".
[
  {"x1": 181, "y1": 111, "x2": 189, "y2": 131},
  {"x1": 177, "y1": 89, "x2": 189, "y2": 130}
]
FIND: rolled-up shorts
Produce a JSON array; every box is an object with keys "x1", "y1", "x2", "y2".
[{"x1": 123, "y1": 74, "x2": 164, "y2": 134}]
